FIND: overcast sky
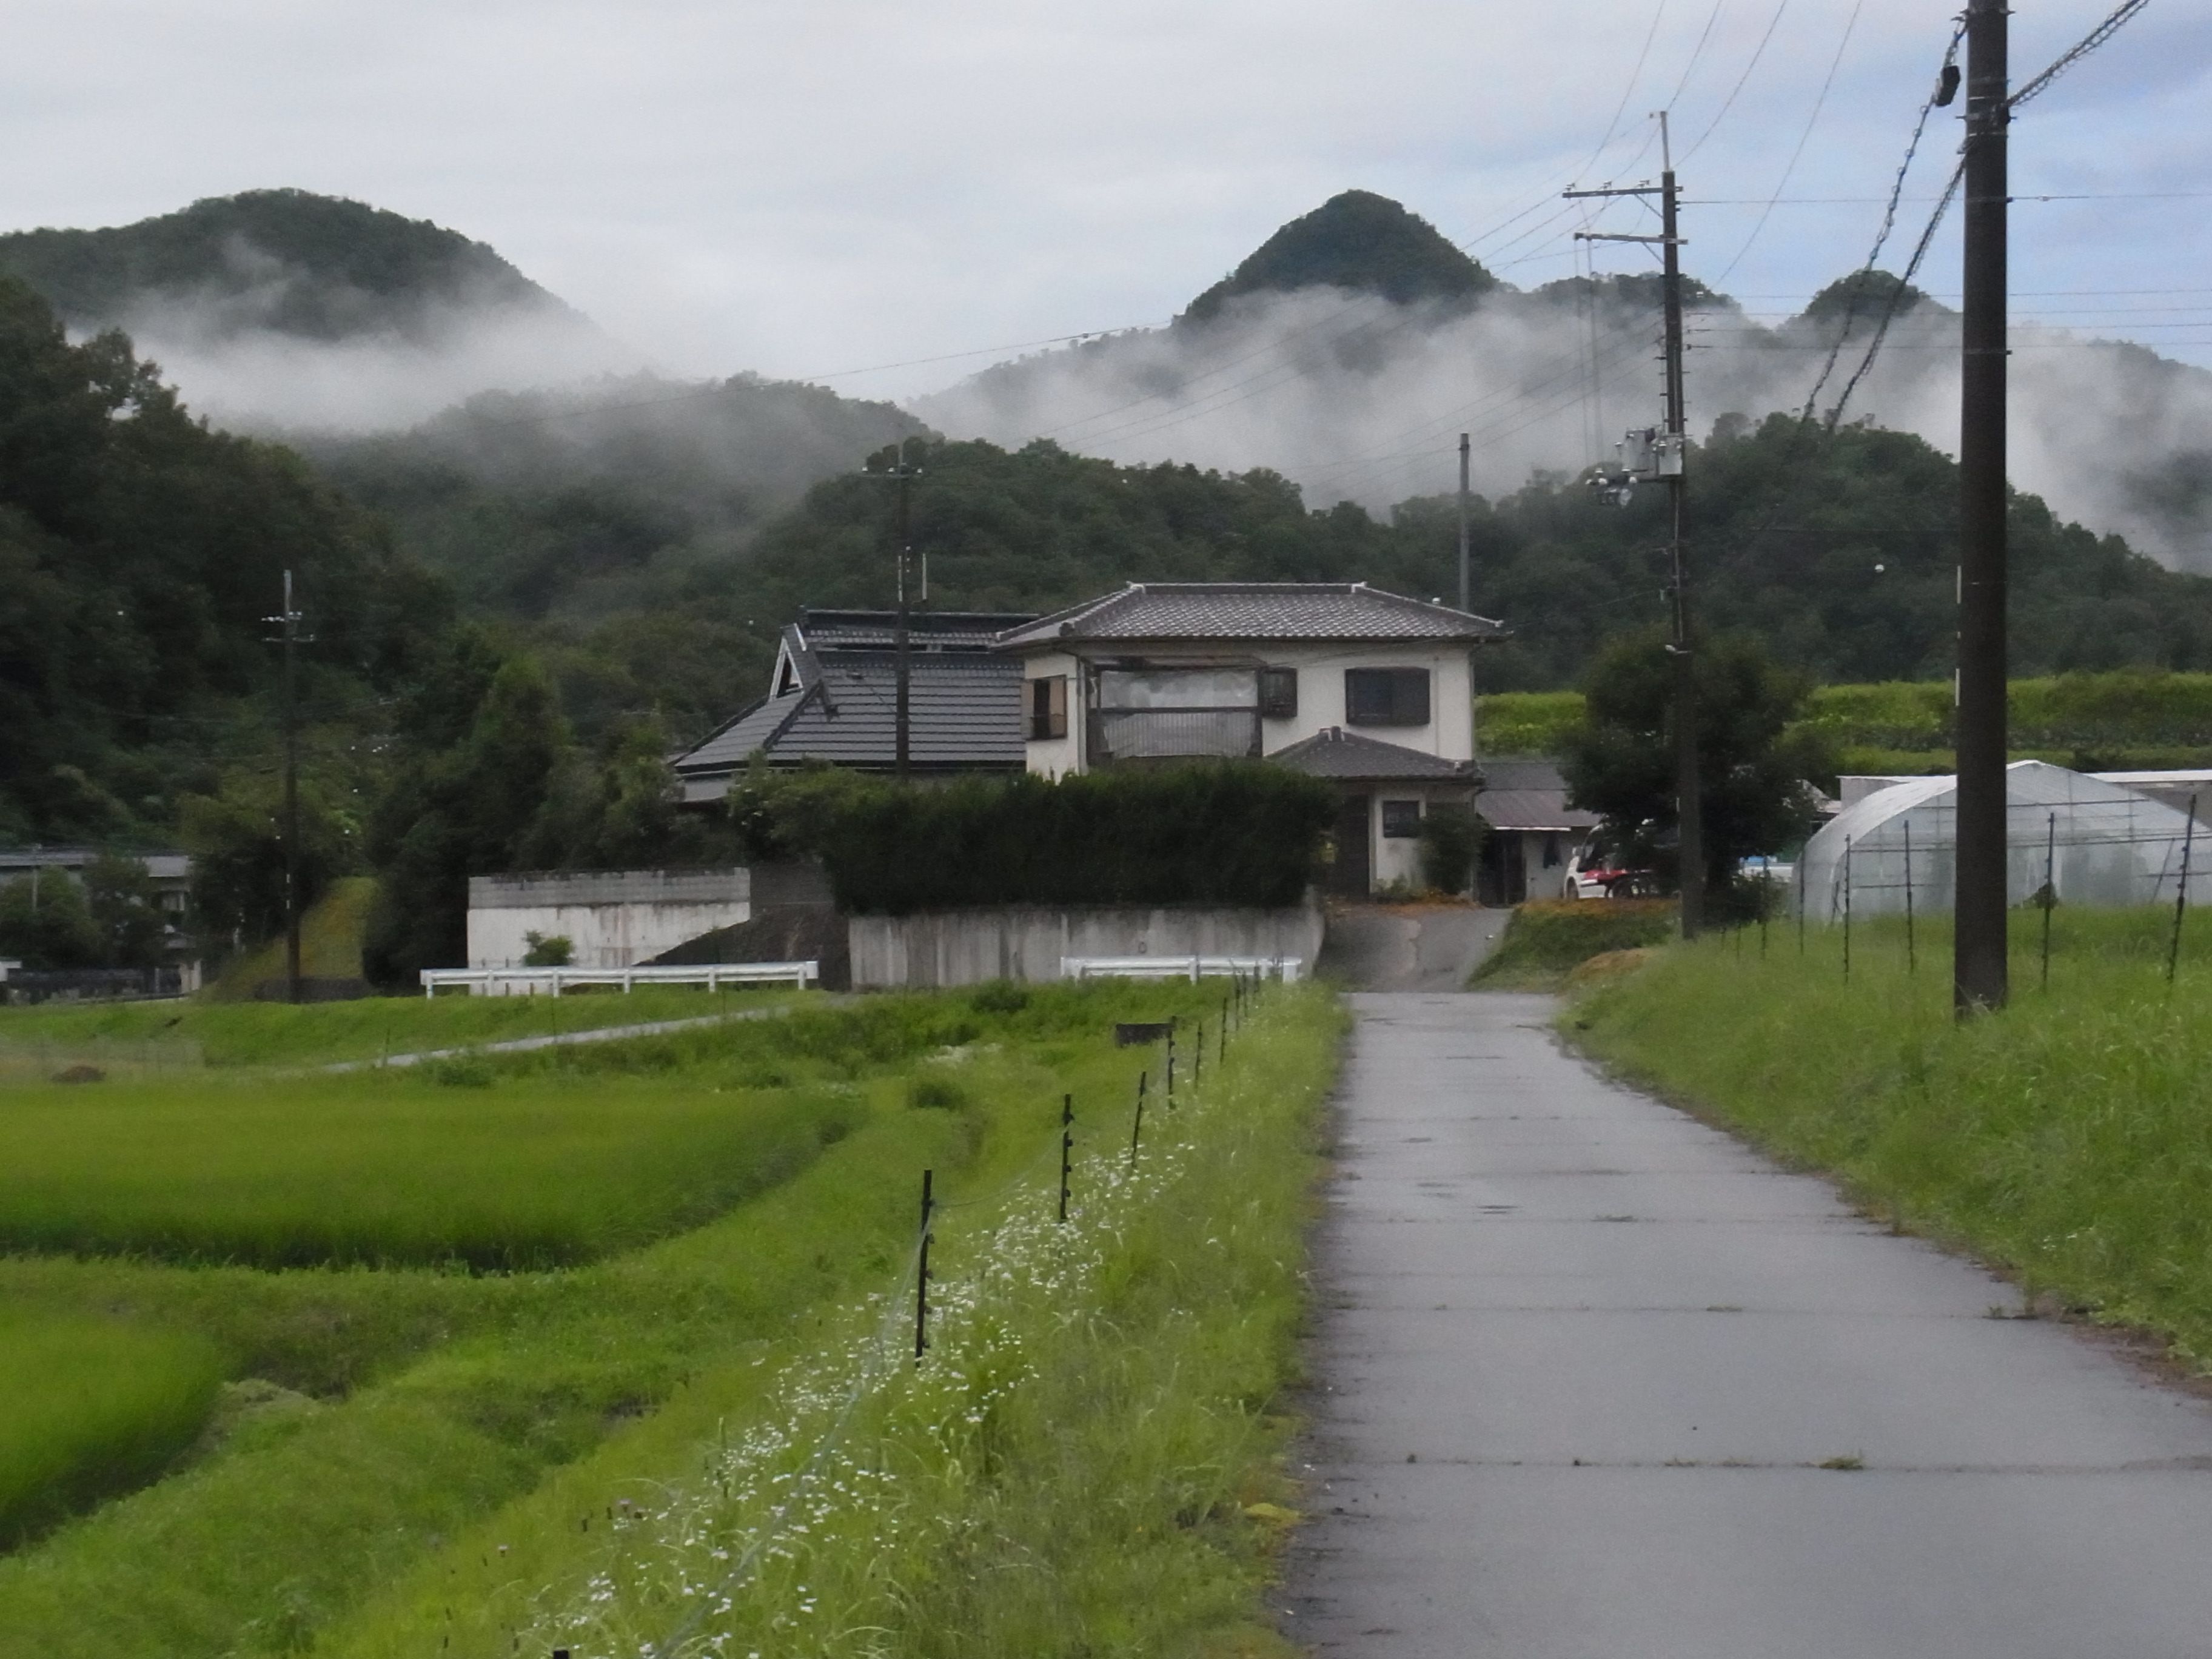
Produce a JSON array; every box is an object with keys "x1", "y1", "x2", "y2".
[{"x1": 6, "y1": 0, "x2": 2206, "y2": 401}]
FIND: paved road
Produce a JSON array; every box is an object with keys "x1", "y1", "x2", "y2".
[
  {"x1": 1317, "y1": 907, "x2": 1510, "y2": 992},
  {"x1": 1286, "y1": 992, "x2": 2212, "y2": 1658}
]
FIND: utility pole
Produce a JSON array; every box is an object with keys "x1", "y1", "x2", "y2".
[
  {"x1": 1954, "y1": 0, "x2": 2009, "y2": 1012},
  {"x1": 1568, "y1": 110, "x2": 1700, "y2": 936},
  {"x1": 265, "y1": 571, "x2": 308, "y2": 1004},
  {"x1": 864, "y1": 443, "x2": 923, "y2": 781},
  {"x1": 1456, "y1": 432, "x2": 1472, "y2": 612}
]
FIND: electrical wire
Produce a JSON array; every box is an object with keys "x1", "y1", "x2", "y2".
[
  {"x1": 1712, "y1": 0, "x2": 1867, "y2": 283},
  {"x1": 1682, "y1": 0, "x2": 1793, "y2": 160}
]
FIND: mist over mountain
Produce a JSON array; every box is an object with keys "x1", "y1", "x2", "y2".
[
  {"x1": 0, "y1": 190, "x2": 639, "y2": 430},
  {"x1": 916, "y1": 191, "x2": 2212, "y2": 572}
]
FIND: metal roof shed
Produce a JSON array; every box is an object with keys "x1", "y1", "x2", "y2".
[{"x1": 1799, "y1": 760, "x2": 2199, "y2": 920}]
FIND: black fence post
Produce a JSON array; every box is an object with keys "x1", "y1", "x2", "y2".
[
  {"x1": 1194, "y1": 1021, "x2": 1203, "y2": 1086},
  {"x1": 1059, "y1": 1094, "x2": 1073, "y2": 1224},
  {"x1": 1130, "y1": 1071, "x2": 1147, "y2": 1167},
  {"x1": 1165, "y1": 1025, "x2": 1177, "y2": 1107},
  {"x1": 1904, "y1": 819, "x2": 1917, "y2": 977},
  {"x1": 914, "y1": 1169, "x2": 933, "y2": 1363},
  {"x1": 1220, "y1": 1001, "x2": 1228, "y2": 1064},
  {"x1": 2042, "y1": 811, "x2": 2056, "y2": 992},
  {"x1": 2169, "y1": 794, "x2": 2198, "y2": 987},
  {"x1": 1843, "y1": 836, "x2": 1853, "y2": 984}
]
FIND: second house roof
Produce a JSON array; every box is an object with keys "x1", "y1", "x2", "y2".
[{"x1": 994, "y1": 582, "x2": 1507, "y2": 649}]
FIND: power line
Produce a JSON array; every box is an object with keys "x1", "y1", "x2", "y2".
[
  {"x1": 1713, "y1": 0, "x2": 1868, "y2": 283},
  {"x1": 1683, "y1": 0, "x2": 1794, "y2": 160}
]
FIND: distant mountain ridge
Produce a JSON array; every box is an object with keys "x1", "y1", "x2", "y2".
[{"x1": 0, "y1": 189, "x2": 588, "y2": 344}]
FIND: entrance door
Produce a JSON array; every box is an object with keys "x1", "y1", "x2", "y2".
[{"x1": 1332, "y1": 793, "x2": 1373, "y2": 897}]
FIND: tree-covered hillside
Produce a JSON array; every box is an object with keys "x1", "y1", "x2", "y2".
[
  {"x1": 0, "y1": 190, "x2": 588, "y2": 344},
  {"x1": 1181, "y1": 190, "x2": 1498, "y2": 323},
  {"x1": 0, "y1": 273, "x2": 445, "y2": 845}
]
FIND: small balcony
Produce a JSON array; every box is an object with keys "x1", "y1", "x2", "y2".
[{"x1": 1088, "y1": 707, "x2": 1262, "y2": 766}]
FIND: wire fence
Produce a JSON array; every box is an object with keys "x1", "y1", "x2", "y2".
[{"x1": 523, "y1": 970, "x2": 1280, "y2": 1659}]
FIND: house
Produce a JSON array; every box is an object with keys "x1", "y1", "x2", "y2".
[
  {"x1": 671, "y1": 609, "x2": 1037, "y2": 803},
  {"x1": 993, "y1": 581, "x2": 1508, "y2": 895},
  {"x1": 1469, "y1": 758, "x2": 1601, "y2": 905}
]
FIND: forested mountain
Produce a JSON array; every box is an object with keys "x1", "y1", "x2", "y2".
[
  {"x1": 0, "y1": 189, "x2": 589, "y2": 344},
  {"x1": 0, "y1": 272, "x2": 446, "y2": 845},
  {"x1": 1181, "y1": 190, "x2": 1498, "y2": 323}
]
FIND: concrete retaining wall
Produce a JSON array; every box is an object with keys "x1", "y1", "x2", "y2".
[
  {"x1": 848, "y1": 899, "x2": 1325, "y2": 989},
  {"x1": 466, "y1": 868, "x2": 751, "y2": 969}
]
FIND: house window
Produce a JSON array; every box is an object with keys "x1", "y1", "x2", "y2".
[
  {"x1": 1345, "y1": 667, "x2": 1430, "y2": 726},
  {"x1": 1028, "y1": 675, "x2": 1068, "y2": 740},
  {"x1": 1258, "y1": 666, "x2": 1298, "y2": 719},
  {"x1": 1381, "y1": 799, "x2": 1423, "y2": 838},
  {"x1": 1543, "y1": 832, "x2": 1563, "y2": 868}
]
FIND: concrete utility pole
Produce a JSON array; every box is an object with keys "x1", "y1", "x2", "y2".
[
  {"x1": 1567, "y1": 110, "x2": 1700, "y2": 937},
  {"x1": 1456, "y1": 431, "x2": 1472, "y2": 613},
  {"x1": 1954, "y1": 0, "x2": 2009, "y2": 1012}
]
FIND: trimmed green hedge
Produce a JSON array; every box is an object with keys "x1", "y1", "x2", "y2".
[{"x1": 749, "y1": 763, "x2": 1336, "y2": 915}]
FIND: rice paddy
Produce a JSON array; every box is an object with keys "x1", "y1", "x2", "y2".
[{"x1": 0, "y1": 977, "x2": 1340, "y2": 1659}]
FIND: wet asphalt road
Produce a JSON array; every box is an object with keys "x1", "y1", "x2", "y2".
[{"x1": 1284, "y1": 992, "x2": 2212, "y2": 1658}]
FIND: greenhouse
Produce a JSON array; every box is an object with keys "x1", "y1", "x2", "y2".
[{"x1": 1797, "y1": 760, "x2": 2202, "y2": 922}]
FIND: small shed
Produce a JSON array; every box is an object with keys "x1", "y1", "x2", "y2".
[{"x1": 1799, "y1": 760, "x2": 2200, "y2": 919}]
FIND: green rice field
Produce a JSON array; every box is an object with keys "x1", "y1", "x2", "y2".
[{"x1": 0, "y1": 976, "x2": 1339, "y2": 1658}]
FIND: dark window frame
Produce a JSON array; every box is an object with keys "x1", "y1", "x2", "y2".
[
  {"x1": 1345, "y1": 667, "x2": 1432, "y2": 727},
  {"x1": 1028, "y1": 675, "x2": 1068, "y2": 741},
  {"x1": 1258, "y1": 665, "x2": 1299, "y2": 720},
  {"x1": 1380, "y1": 799, "x2": 1424, "y2": 839}
]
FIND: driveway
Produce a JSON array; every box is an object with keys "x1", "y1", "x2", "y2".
[
  {"x1": 1285, "y1": 991, "x2": 2212, "y2": 1658},
  {"x1": 1317, "y1": 905, "x2": 1509, "y2": 992}
]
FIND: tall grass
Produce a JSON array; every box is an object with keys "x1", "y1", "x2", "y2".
[
  {"x1": 1572, "y1": 907, "x2": 2212, "y2": 1365},
  {"x1": 317, "y1": 980, "x2": 1344, "y2": 1659},
  {"x1": 0, "y1": 1318, "x2": 222, "y2": 1546},
  {"x1": 0, "y1": 1073, "x2": 863, "y2": 1269},
  {"x1": 1472, "y1": 899, "x2": 1678, "y2": 988}
]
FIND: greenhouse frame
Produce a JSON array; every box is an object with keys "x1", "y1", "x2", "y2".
[{"x1": 1797, "y1": 761, "x2": 2203, "y2": 921}]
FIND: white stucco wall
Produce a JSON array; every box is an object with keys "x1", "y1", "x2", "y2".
[
  {"x1": 1019, "y1": 649, "x2": 1083, "y2": 779},
  {"x1": 849, "y1": 899, "x2": 1326, "y2": 988}
]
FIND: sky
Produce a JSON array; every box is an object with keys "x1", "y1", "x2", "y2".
[{"x1": 5, "y1": 0, "x2": 2206, "y2": 404}]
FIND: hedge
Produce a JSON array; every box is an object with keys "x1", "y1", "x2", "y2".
[{"x1": 761, "y1": 764, "x2": 1337, "y2": 915}]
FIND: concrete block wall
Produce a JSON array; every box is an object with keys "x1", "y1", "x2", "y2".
[{"x1": 848, "y1": 899, "x2": 1324, "y2": 989}]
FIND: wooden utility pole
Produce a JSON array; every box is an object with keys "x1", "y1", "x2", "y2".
[
  {"x1": 1954, "y1": 0, "x2": 2009, "y2": 1011},
  {"x1": 864, "y1": 443, "x2": 924, "y2": 780},
  {"x1": 1567, "y1": 111, "x2": 1700, "y2": 936},
  {"x1": 1456, "y1": 431, "x2": 1472, "y2": 612},
  {"x1": 266, "y1": 570, "x2": 307, "y2": 1003}
]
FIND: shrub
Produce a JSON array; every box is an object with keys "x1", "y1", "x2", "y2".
[
  {"x1": 521, "y1": 931, "x2": 573, "y2": 967},
  {"x1": 907, "y1": 1074, "x2": 970, "y2": 1111},
  {"x1": 1416, "y1": 804, "x2": 1486, "y2": 894},
  {"x1": 1473, "y1": 897, "x2": 1679, "y2": 988}
]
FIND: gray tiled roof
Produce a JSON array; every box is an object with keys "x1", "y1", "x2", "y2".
[
  {"x1": 1270, "y1": 728, "x2": 1477, "y2": 782},
  {"x1": 1473, "y1": 757, "x2": 1602, "y2": 833},
  {"x1": 673, "y1": 653, "x2": 1025, "y2": 780},
  {"x1": 994, "y1": 583, "x2": 1507, "y2": 649},
  {"x1": 797, "y1": 609, "x2": 1036, "y2": 653}
]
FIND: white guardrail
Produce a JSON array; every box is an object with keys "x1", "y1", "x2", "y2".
[
  {"x1": 419, "y1": 962, "x2": 819, "y2": 997},
  {"x1": 1061, "y1": 954, "x2": 1303, "y2": 984}
]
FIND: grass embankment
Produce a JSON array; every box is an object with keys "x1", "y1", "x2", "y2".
[
  {"x1": 205, "y1": 875, "x2": 377, "y2": 1000},
  {"x1": 323, "y1": 979, "x2": 1346, "y2": 1659},
  {"x1": 1569, "y1": 908, "x2": 2212, "y2": 1367},
  {"x1": 1472, "y1": 899, "x2": 1678, "y2": 989},
  {"x1": 0, "y1": 979, "x2": 1336, "y2": 1659},
  {"x1": 0, "y1": 979, "x2": 796, "y2": 1068},
  {"x1": 1480, "y1": 669, "x2": 2212, "y2": 775}
]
